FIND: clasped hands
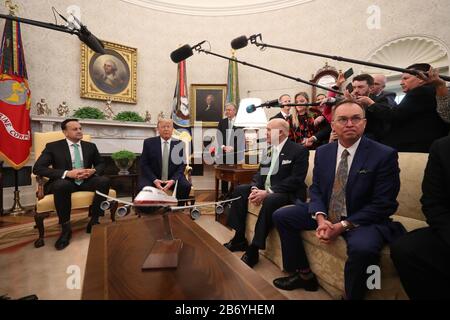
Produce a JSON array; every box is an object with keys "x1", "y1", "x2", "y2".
[
  {"x1": 248, "y1": 187, "x2": 268, "y2": 206},
  {"x1": 154, "y1": 179, "x2": 175, "y2": 192},
  {"x1": 66, "y1": 168, "x2": 95, "y2": 180},
  {"x1": 315, "y1": 216, "x2": 345, "y2": 245}
]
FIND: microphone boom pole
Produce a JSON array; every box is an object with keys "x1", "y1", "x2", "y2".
[
  {"x1": 252, "y1": 40, "x2": 450, "y2": 82},
  {"x1": 0, "y1": 13, "x2": 76, "y2": 35},
  {"x1": 197, "y1": 48, "x2": 342, "y2": 95}
]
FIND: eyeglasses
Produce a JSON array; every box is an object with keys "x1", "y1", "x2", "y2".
[{"x1": 334, "y1": 116, "x2": 365, "y2": 125}]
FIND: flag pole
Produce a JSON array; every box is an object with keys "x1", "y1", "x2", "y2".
[
  {"x1": 0, "y1": 161, "x2": 3, "y2": 216},
  {"x1": 8, "y1": 169, "x2": 25, "y2": 215}
]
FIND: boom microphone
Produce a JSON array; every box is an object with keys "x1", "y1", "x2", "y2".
[
  {"x1": 231, "y1": 34, "x2": 262, "y2": 50},
  {"x1": 246, "y1": 99, "x2": 280, "y2": 113},
  {"x1": 70, "y1": 14, "x2": 105, "y2": 54},
  {"x1": 170, "y1": 41, "x2": 206, "y2": 63}
]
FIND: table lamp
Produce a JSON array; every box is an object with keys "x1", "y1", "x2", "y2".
[{"x1": 234, "y1": 98, "x2": 268, "y2": 169}]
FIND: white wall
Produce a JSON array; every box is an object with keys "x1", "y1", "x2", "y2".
[
  {"x1": 16, "y1": 0, "x2": 450, "y2": 120},
  {"x1": 2, "y1": 0, "x2": 450, "y2": 207}
]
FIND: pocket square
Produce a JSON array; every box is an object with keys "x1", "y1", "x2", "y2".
[
  {"x1": 358, "y1": 169, "x2": 372, "y2": 174},
  {"x1": 282, "y1": 160, "x2": 292, "y2": 165}
]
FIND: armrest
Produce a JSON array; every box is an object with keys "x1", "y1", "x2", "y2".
[
  {"x1": 35, "y1": 175, "x2": 48, "y2": 200},
  {"x1": 184, "y1": 165, "x2": 193, "y2": 184}
]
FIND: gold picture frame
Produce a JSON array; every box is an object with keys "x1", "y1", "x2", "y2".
[
  {"x1": 81, "y1": 40, "x2": 137, "y2": 104},
  {"x1": 190, "y1": 84, "x2": 227, "y2": 127}
]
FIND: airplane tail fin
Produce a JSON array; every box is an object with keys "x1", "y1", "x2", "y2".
[{"x1": 173, "y1": 180, "x2": 178, "y2": 199}]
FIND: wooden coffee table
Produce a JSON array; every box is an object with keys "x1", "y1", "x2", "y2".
[{"x1": 81, "y1": 213, "x2": 286, "y2": 300}]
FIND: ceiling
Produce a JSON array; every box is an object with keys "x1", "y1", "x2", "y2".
[{"x1": 120, "y1": 0, "x2": 314, "y2": 16}]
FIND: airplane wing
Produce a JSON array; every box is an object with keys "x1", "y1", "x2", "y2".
[
  {"x1": 169, "y1": 196, "x2": 241, "y2": 211},
  {"x1": 95, "y1": 191, "x2": 134, "y2": 206}
]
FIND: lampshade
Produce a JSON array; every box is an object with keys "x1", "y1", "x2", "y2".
[{"x1": 234, "y1": 98, "x2": 267, "y2": 128}]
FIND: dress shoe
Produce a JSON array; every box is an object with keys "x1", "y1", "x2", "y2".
[
  {"x1": 241, "y1": 247, "x2": 259, "y2": 268},
  {"x1": 273, "y1": 273, "x2": 319, "y2": 291},
  {"x1": 223, "y1": 239, "x2": 248, "y2": 252},
  {"x1": 54, "y1": 224, "x2": 72, "y2": 251}
]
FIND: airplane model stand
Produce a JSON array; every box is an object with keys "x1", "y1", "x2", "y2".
[{"x1": 142, "y1": 207, "x2": 183, "y2": 270}]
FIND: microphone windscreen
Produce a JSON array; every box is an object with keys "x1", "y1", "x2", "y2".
[
  {"x1": 246, "y1": 105, "x2": 256, "y2": 113},
  {"x1": 170, "y1": 44, "x2": 193, "y2": 63},
  {"x1": 78, "y1": 31, "x2": 105, "y2": 54},
  {"x1": 231, "y1": 36, "x2": 248, "y2": 50}
]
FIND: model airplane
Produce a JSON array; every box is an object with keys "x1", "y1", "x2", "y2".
[{"x1": 96, "y1": 184, "x2": 240, "y2": 220}]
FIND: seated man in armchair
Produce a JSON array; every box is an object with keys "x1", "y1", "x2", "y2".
[
  {"x1": 33, "y1": 119, "x2": 111, "y2": 250},
  {"x1": 138, "y1": 118, "x2": 191, "y2": 202},
  {"x1": 223, "y1": 118, "x2": 309, "y2": 268}
]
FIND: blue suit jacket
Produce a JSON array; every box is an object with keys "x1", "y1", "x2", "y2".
[
  {"x1": 309, "y1": 137, "x2": 403, "y2": 239},
  {"x1": 138, "y1": 137, "x2": 187, "y2": 190}
]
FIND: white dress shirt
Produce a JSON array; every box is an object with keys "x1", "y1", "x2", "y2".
[
  {"x1": 160, "y1": 137, "x2": 172, "y2": 156},
  {"x1": 62, "y1": 139, "x2": 84, "y2": 179}
]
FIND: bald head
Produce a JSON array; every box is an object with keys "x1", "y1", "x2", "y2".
[
  {"x1": 266, "y1": 119, "x2": 289, "y2": 145},
  {"x1": 372, "y1": 74, "x2": 387, "y2": 95}
]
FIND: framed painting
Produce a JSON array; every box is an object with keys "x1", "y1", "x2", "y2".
[
  {"x1": 81, "y1": 40, "x2": 137, "y2": 104},
  {"x1": 190, "y1": 84, "x2": 227, "y2": 127}
]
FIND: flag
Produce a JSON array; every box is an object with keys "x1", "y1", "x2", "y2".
[
  {"x1": 171, "y1": 59, "x2": 190, "y2": 129},
  {"x1": 0, "y1": 19, "x2": 31, "y2": 170},
  {"x1": 226, "y1": 50, "x2": 240, "y2": 106}
]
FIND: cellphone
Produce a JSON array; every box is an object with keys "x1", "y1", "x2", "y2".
[
  {"x1": 343, "y1": 68, "x2": 354, "y2": 80},
  {"x1": 346, "y1": 83, "x2": 354, "y2": 93}
]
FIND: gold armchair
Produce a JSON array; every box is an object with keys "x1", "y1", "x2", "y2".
[{"x1": 33, "y1": 131, "x2": 117, "y2": 248}]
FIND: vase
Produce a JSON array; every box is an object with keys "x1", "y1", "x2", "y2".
[{"x1": 114, "y1": 158, "x2": 134, "y2": 175}]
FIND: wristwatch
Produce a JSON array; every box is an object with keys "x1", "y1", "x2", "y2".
[{"x1": 340, "y1": 220, "x2": 354, "y2": 232}]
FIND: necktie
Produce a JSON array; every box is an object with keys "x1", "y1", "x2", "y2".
[
  {"x1": 328, "y1": 149, "x2": 350, "y2": 223},
  {"x1": 226, "y1": 119, "x2": 232, "y2": 146},
  {"x1": 161, "y1": 141, "x2": 169, "y2": 181},
  {"x1": 72, "y1": 144, "x2": 83, "y2": 185},
  {"x1": 265, "y1": 147, "x2": 279, "y2": 190}
]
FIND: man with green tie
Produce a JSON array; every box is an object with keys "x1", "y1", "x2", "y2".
[
  {"x1": 33, "y1": 119, "x2": 111, "y2": 250},
  {"x1": 138, "y1": 118, "x2": 191, "y2": 202},
  {"x1": 223, "y1": 119, "x2": 309, "y2": 268}
]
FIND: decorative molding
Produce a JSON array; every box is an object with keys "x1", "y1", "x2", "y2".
[
  {"x1": 364, "y1": 35, "x2": 449, "y2": 76},
  {"x1": 121, "y1": 0, "x2": 314, "y2": 16}
]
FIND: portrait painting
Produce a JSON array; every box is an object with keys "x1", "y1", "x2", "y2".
[
  {"x1": 190, "y1": 84, "x2": 227, "y2": 127},
  {"x1": 81, "y1": 40, "x2": 137, "y2": 104}
]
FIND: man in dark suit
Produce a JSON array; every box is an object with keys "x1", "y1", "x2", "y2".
[
  {"x1": 371, "y1": 74, "x2": 397, "y2": 108},
  {"x1": 390, "y1": 136, "x2": 450, "y2": 299},
  {"x1": 272, "y1": 100, "x2": 405, "y2": 299},
  {"x1": 33, "y1": 119, "x2": 111, "y2": 250},
  {"x1": 223, "y1": 118, "x2": 309, "y2": 268},
  {"x1": 139, "y1": 118, "x2": 191, "y2": 201},
  {"x1": 369, "y1": 63, "x2": 449, "y2": 152},
  {"x1": 216, "y1": 102, "x2": 244, "y2": 196},
  {"x1": 270, "y1": 94, "x2": 292, "y2": 121}
]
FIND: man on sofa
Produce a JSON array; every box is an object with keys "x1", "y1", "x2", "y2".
[
  {"x1": 390, "y1": 135, "x2": 450, "y2": 299},
  {"x1": 272, "y1": 99, "x2": 405, "y2": 299},
  {"x1": 223, "y1": 118, "x2": 309, "y2": 268}
]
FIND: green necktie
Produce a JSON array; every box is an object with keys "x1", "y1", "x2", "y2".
[
  {"x1": 161, "y1": 141, "x2": 169, "y2": 181},
  {"x1": 265, "y1": 147, "x2": 279, "y2": 190},
  {"x1": 72, "y1": 143, "x2": 83, "y2": 185}
]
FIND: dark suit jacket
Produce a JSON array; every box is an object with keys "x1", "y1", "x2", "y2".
[
  {"x1": 216, "y1": 117, "x2": 245, "y2": 164},
  {"x1": 138, "y1": 137, "x2": 187, "y2": 190},
  {"x1": 309, "y1": 137, "x2": 403, "y2": 240},
  {"x1": 32, "y1": 139, "x2": 105, "y2": 193},
  {"x1": 369, "y1": 85, "x2": 449, "y2": 152},
  {"x1": 251, "y1": 139, "x2": 309, "y2": 201},
  {"x1": 374, "y1": 91, "x2": 397, "y2": 108},
  {"x1": 270, "y1": 112, "x2": 290, "y2": 121},
  {"x1": 421, "y1": 136, "x2": 450, "y2": 248}
]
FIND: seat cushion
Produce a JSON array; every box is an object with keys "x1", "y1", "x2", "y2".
[{"x1": 36, "y1": 189, "x2": 117, "y2": 213}]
